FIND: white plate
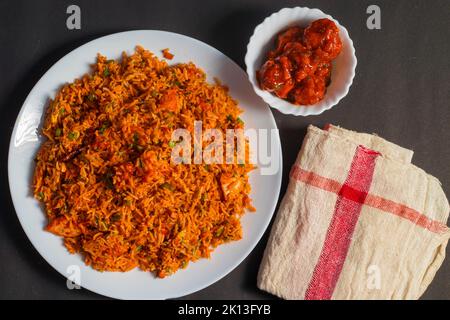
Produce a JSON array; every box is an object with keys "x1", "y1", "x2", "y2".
[
  {"x1": 245, "y1": 7, "x2": 357, "y2": 116},
  {"x1": 8, "y1": 30, "x2": 282, "y2": 300}
]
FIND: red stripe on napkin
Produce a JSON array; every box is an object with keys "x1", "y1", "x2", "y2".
[
  {"x1": 304, "y1": 146, "x2": 379, "y2": 300},
  {"x1": 364, "y1": 194, "x2": 448, "y2": 234},
  {"x1": 290, "y1": 167, "x2": 448, "y2": 234},
  {"x1": 290, "y1": 166, "x2": 341, "y2": 194}
]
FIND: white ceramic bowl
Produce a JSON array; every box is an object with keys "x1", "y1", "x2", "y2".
[{"x1": 245, "y1": 7, "x2": 357, "y2": 116}]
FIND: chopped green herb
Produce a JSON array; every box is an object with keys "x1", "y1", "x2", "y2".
[
  {"x1": 37, "y1": 192, "x2": 44, "y2": 201},
  {"x1": 87, "y1": 93, "x2": 96, "y2": 102},
  {"x1": 136, "y1": 245, "x2": 143, "y2": 252},
  {"x1": 102, "y1": 170, "x2": 115, "y2": 190},
  {"x1": 226, "y1": 115, "x2": 234, "y2": 122},
  {"x1": 68, "y1": 131, "x2": 79, "y2": 140},
  {"x1": 59, "y1": 108, "x2": 66, "y2": 115},
  {"x1": 99, "y1": 220, "x2": 109, "y2": 231},
  {"x1": 215, "y1": 226, "x2": 224, "y2": 237},
  {"x1": 131, "y1": 133, "x2": 143, "y2": 151},
  {"x1": 111, "y1": 213, "x2": 122, "y2": 222},
  {"x1": 137, "y1": 158, "x2": 144, "y2": 168},
  {"x1": 165, "y1": 268, "x2": 173, "y2": 275},
  {"x1": 55, "y1": 128, "x2": 62, "y2": 137},
  {"x1": 160, "y1": 182, "x2": 175, "y2": 191},
  {"x1": 237, "y1": 117, "x2": 244, "y2": 124},
  {"x1": 103, "y1": 67, "x2": 110, "y2": 77},
  {"x1": 98, "y1": 121, "x2": 111, "y2": 134},
  {"x1": 151, "y1": 90, "x2": 158, "y2": 98},
  {"x1": 168, "y1": 141, "x2": 177, "y2": 148},
  {"x1": 238, "y1": 163, "x2": 245, "y2": 167},
  {"x1": 106, "y1": 59, "x2": 114, "y2": 64}
]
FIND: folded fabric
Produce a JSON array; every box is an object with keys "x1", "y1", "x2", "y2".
[
  {"x1": 258, "y1": 125, "x2": 450, "y2": 300},
  {"x1": 325, "y1": 125, "x2": 414, "y2": 164}
]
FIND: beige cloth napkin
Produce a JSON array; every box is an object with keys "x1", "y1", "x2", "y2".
[{"x1": 258, "y1": 124, "x2": 450, "y2": 299}]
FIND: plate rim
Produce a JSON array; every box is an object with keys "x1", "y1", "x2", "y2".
[{"x1": 7, "y1": 30, "x2": 283, "y2": 299}]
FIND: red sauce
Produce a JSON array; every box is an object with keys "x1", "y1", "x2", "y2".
[{"x1": 258, "y1": 19, "x2": 342, "y2": 105}]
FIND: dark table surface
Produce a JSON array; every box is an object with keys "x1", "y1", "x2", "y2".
[{"x1": 0, "y1": 0, "x2": 449, "y2": 300}]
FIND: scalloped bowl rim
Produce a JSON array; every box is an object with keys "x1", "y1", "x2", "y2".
[{"x1": 245, "y1": 7, "x2": 357, "y2": 116}]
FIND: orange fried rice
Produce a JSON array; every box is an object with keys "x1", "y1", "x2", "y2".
[{"x1": 33, "y1": 46, "x2": 254, "y2": 278}]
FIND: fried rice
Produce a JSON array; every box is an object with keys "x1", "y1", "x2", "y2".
[{"x1": 33, "y1": 46, "x2": 254, "y2": 278}]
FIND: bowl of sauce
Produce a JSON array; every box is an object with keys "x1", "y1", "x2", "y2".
[{"x1": 245, "y1": 7, "x2": 356, "y2": 116}]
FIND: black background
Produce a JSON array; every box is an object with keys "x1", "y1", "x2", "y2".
[{"x1": 0, "y1": 0, "x2": 449, "y2": 300}]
